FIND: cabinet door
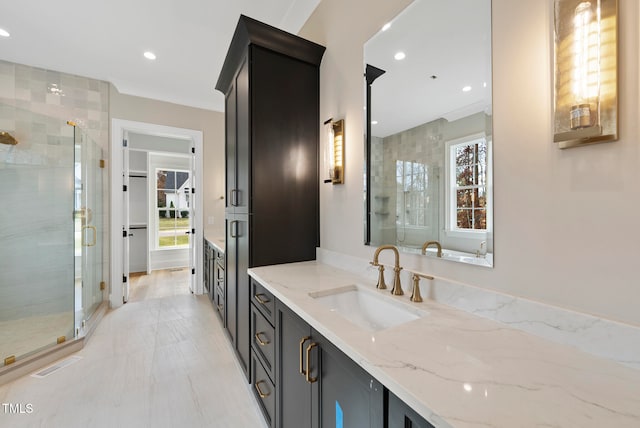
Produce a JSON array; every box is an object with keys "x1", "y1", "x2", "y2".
[
  {"x1": 225, "y1": 218, "x2": 237, "y2": 345},
  {"x1": 225, "y1": 82, "x2": 237, "y2": 214},
  {"x1": 313, "y1": 333, "x2": 384, "y2": 428},
  {"x1": 236, "y1": 214, "x2": 250, "y2": 378},
  {"x1": 388, "y1": 391, "x2": 435, "y2": 428},
  {"x1": 276, "y1": 301, "x2": 313, "y2": 428},
  {"x1": 235, "y1": 57, "x2": 250, "y2": 213}
]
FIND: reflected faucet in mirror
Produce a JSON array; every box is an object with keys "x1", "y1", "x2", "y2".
[
  {"x1": 421, "y1": 241, "x2": 442, "y2": 258},
  {"x1": 370, "y1": 245, "x2": 403, "y2": 295},
  {"x1": 363, "y1": 0, "x2": 493, "y2": 268}
]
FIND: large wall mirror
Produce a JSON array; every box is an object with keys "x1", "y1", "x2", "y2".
[{"x1": 364, "y1": 0, "x2": 493, "y2": 267}]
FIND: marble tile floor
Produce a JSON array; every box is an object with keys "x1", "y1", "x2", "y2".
[{"x1": 0, "y1": 293, "x2": 268, "y2": 428}]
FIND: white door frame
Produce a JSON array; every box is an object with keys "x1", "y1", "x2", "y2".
[{"x1": 110, "y1": 118, "x2": 204, "y2": 308}]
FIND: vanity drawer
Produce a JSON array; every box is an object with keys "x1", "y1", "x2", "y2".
[
  {"x1": 251, "y1": 350, "x2": 275, "y2": 428},
  {"x1": 251, "y1": 304, "x2": 275, "y2": 380},
  {"x1": 251, "y1": 278, "x2": 275, "y2": 324}
]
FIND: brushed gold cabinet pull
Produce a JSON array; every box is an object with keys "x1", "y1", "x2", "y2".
[
  {"x1": 299, "y1": 336, "x2": 310, "y2": 375},
  {"x1": 254, "y1": 293, "x2": 270, "y2": 305},
  {"x1": 306, "y1": 342, "x2": 318, "y2": 383},
  {"x1": 255, "y1": 380, "x2": 270, "y2": 398},
  {"x1": 255, "y1": 332, "x2": 270, "y2": 346}
]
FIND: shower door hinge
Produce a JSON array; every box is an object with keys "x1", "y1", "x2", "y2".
[
  {"x1": 99, "y1": 159, "x2": 105, "y2": 169},
  {"x1": 100, "y1": 281, "x2": 106, "y2": 291},
  {"x1": 123, "y1": 139, "x2": 128, "y2": 147},
  {"x1": 192, "y1": 268, "x2": 196, "y2": 275},
  {"x1": 123, "y1": 275, "x2": 127, "y2": 283}
]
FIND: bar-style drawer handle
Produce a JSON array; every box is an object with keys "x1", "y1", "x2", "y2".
[
  {"x1": 255, "y1": 380, "x2": 270, "y2": 398},
  {"x1": 254, "y1": 293, "x2": 270, "y2": 305},
  {"x1": 299, "y1": 336, "x2": 310, "y2": 375},
  {"x1": 255, "y1": 332, "x2": 270, "y2": 346},
  {"x1": 306, "y1": 342, "x2": 318, "y2": 383}
]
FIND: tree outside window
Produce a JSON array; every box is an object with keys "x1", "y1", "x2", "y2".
[{"x1": 451, "y1": 138, "x2": 487, "y2": 231}]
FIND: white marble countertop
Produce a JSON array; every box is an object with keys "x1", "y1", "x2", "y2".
[
  {"x1": 203, "y1": 229, "x2": 224, "y2": 253},
  {"x1": 248, "y1": 261, "x2": 640, "y2": 428}
]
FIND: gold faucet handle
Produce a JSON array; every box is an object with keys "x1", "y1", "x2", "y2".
[{"x1": 409, "y1": 272, "x2": 434, "y2": 302}]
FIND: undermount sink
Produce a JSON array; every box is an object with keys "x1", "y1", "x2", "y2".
[{"x1": 309, "y1": 284, "x2": 427, "y2": 332}]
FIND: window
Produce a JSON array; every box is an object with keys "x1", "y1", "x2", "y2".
[
  {"x1": 448, "y1": 136, "x2": 489, "y2": 232},
  {"x1": 396, "y1": 160, "x2": 428, "y2": 226},
  {"x1": 156, "y1": 169, "x2": 191, "y2": 248}
]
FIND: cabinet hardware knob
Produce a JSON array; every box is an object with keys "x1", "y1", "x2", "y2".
[
  {"x1": 255, "y1": 380, "x2": 270, "y2": 398},
  {"x1": 299, "y1": 336, "x2": 311, "y2": 376},
  {"x1": 255, "y1": 332, "x2": 270, "y2": 346}
]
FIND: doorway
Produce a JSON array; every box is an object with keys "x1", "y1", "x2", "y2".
[{"x1": 110, "y1": 119, "x2": 203, "y2": 308}]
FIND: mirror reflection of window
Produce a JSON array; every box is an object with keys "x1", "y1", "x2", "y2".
[{"x1": 450, "y1": 137, "x2": 488, "y2": 231}]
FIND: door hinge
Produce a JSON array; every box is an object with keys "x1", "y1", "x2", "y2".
[
  {"x1": 99, "y1": 159, "x2": 105, "y2": 169},
  {"x1": 191, "y1": 147, "x2": 195, "y2": 154},
  {"x1": 100, "y1": 281, "x2": 106, "y2": 291},
  {"x1": 192, "y1": 268, "x2": 196, "y2": 275},
  {"x1": 123, "y1": 230, "x2": 127, "y2": 238},
  {"x1": 191, "y1": 187, "x2": 195, "y2": 194},
  {"x1": 123, "y1": 185, "x2": 127, "y2": 192},
  {"x1": 123, "y1": 139, "x2": 128, "y2": 147},
  {"x1": 192, "y1": 228, "x2": 196, "y2": 234},
  {"x1": 123, "y1": 275, "x2": 127, "y2": 283}
]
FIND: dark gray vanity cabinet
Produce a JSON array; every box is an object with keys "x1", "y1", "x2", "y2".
[
  {"x1": 275, "y1": 300, "x2": 384, "y2": 428},
  {"x1": 388, "y1": 391, "x2": 435, "y2": 428},
  {"x1": 216, "y1": 15, "x2": 325, "y2": 381}
]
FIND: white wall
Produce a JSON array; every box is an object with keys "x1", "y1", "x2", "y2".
[
  {"x1": 300, "y1": 0, "x2": 640, "y2": 326},
  {"x1": 110, "y1": 87, "x2": 226, "y2": 233}
]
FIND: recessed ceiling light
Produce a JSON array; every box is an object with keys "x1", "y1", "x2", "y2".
[
  {"x1": 0, "y1": 28, "x2": 10, "y2": 38},
  {"x1": 382, "y1": 22, "x2": 391, "y2": 32},
  {"x1": 394, "y1": 52, "x2": 406, "y2": 61},
  {"x1": 144, "y1": 51, "x2": 156, "y2": 60},
  {"x1": 462, "y1": 86, "x2": 472, "y2": 92},
  {"x1": 371, "y1": 120, "x2": 378, "y2": 125}
]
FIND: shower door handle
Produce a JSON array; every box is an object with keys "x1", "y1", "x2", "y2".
[{"x1": 82, "y1": 225, "x2": 97, "y2": 247}]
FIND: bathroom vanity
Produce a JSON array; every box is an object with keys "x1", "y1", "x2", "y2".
[{"x1": 247, "y1": 260, "x2": 640, "y2": 428}]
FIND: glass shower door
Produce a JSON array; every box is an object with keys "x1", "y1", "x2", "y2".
[
  {"x1": 74, "y1": 126, "x2": 103, "y2": 333},
  {"x1": 0, "y1": 107, "x2": 75, "y2": 363}
]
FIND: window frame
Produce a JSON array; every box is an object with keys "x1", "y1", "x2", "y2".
[
  {"x1": 444, "y1": 133, "x2": 492, "y2": 239},
  {"x1": 155, "y1": 168, "x2": 191, "y2": 250}
]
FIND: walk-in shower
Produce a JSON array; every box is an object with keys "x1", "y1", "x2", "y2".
[{"x1": 0, "y1": 107, "x2": 105, "y2": 366}]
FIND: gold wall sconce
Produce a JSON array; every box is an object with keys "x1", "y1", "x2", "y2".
[
  {"x1": 323, "y1": 118, "x2": 344, "y2": 184},
  {"x1": 553, "y1": 0, "x2": 618, "y2": 149},
  {"x1": 0, "y1": 131, "x2": 18, "y2": 145}
]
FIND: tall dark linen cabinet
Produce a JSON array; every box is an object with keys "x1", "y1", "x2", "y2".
[{"x1": 215, "y1": 15, "x2": 325, "y2": 380}]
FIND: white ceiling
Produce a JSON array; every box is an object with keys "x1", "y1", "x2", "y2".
[
  {"x1": 365, "y1": 0, "x2": 492, "y2": 138},
  {"x1": 0, "y1": 0, "x2": 320, "y2": 112}
]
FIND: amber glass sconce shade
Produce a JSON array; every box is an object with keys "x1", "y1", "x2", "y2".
[
  {"x1": 324, "y1": 118, "x2": 345, "y2": 184},
  {"x1": 553, "y1": 0, "x2": 617, "y2": 149}
]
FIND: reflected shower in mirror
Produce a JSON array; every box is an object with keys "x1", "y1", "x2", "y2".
[{"x1": 364, "y1": 0, "x2": 493, "y2": 267}]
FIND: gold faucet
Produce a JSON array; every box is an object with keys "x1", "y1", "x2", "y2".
[
  {"x1": 410, "y1": 272, "x2": 434, "y2": 302},
  {"x1": 421, "y1": 241, "x2": 442, "y2": 258},
  {"x1": 370, "y1": 245, "x2": 403, "y2": 295}
]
